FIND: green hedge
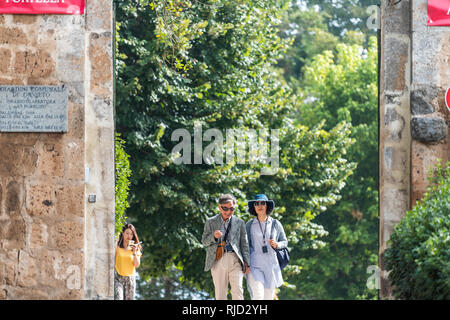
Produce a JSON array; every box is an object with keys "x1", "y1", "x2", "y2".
[
  {"x1": 384, "y1": 160, "x2": 450, "y2": 299},
  {"x1": 115, "y1": 133, "x2": 132, "y2": 237}
]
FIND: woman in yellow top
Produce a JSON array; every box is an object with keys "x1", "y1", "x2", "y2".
[{"x1": 114, "y1": 224, "x2": 142, "y2": 300}]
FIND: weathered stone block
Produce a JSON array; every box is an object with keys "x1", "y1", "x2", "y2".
[
  {"x1": 39, "y1": 250, "x2": 83, "y2": 291},
  {"x1": 39, "y1": 250, "x2": 69, "y2": 288},
  {"x1": 383, "y1": 37, "x2": 409, "y2": 91},
  {"x1": 37, "y1": 143, "x2": 64, "y2": 177},
  {"x1": 0, "y1": 77, "x2": 24, "y2": 85},
  {"x1": 411, "y1": 188, "x2": 427, "y2": 207},
  {"x1": 91, "y1": 97, "x2": 113, "y2": 124},
  {"x1": 52, "y1": 221, "x2": 83, "y2": 249},
  {"x1": 411, "y1": 0, "x2": 428, "y2": 32},
  {"x1": 56, "y1": 184, "x2": 84, "y2": 218},
  {"x1": 384, "y1": 147, "x2": 409, "y2": 171},
  {"x1": 384, "y1": 106, "x2": 406, "y2": 141},
  {"x1": 30, "y1": 222, "x2": 49, "y2": 249},
  {"x1": 17, "y1": 250, "x2": 38, "y2": 287},
  {"x1": 12, "y1": 288, "x2": 49, "y2": 300},
  {"x1": 13, "y1": 15, "x2": 37, "y2": 25},
  {"x1": 383, "y1": 0, "x2": 411, "y2": 35},
  {"x1": 0, "y1": 48, "x2": 11, "y2": 73},
  {"x1": 26, "y1": 183, "x2": 55, "y2": 217},
  {"x1": 86, "y1": 0, "x2": 112, "y2": 31},
  {"x1": 411, "y1": 86, "x2": 438, "y2": 115},
  {"x1": 56, "y1": 31, "x2": 84, "y2": 83},
  {"x1": 411, "y1": 117, "x2": 447, "y2": 142},
  {"x1": 65, "y1": 142, "x2": 84, "y2": 179},
  {"x1": 6, "y1": 181, "x2": 21, "y2": 218},
  {"x1": 3, "y1": 218, "x2": 26, "y2": 250},
  {"x1": 412, "y1": 32, "x2": 441, "y2": 85},
  {"x1": 89, "y1": 32, "x2": 112, "y2": 96},
  {"x1": 14, "y1": 50, "x2": 54, "y2": 78},
  {"x1": 53, "y1": 289, "x2": 83, "y2": 300},
  {"x1": 381, "y1": 189, "x2": 409, "y2": 222},
  {"x1": 0, "y1": 134, "x2": 39, "y2": 147},
  {"x1": 0, "y1": 27, "x2": 27, "y2": 45},
  {"x1": 0, "y1": 145, "x2": 38, "y2": 177},
  {"x1": 67, "y1": 102, "x2": 84, "y2": 141},
  {"x1": 439, "y1": 34, "x2": 450, "y2": 84},
  {"x1": 26, "y1": 77, "x2": 58, "y2": 86},
  {"x1": 3, "y1": 260, "x2": 16, "y2": 286}
]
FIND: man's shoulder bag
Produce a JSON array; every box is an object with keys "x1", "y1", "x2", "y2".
[{"x1": 215, "y1": 219, "x2": 231, "y2": 261}]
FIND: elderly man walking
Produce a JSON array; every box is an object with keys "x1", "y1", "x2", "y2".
[{"x1": 202, "y1": 194, "x2": 250, "y2": 300}]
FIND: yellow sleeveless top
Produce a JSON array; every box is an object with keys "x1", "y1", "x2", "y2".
[{"x1": 115, "y1": 247, "x2": 142, "y2": 277}]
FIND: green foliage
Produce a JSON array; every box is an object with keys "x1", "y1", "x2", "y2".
[
  {"x1": 306, "y1": 0, "x2": 380, "y2": 37},
  {"x1": 115, "y1": 133, "x2": 132, "y2": 237},
  {"x1": 278, "y1": 34, "x2": 379, "y2": 299},
  {"x1": 115, "y1": 0, "x2": 356, "y2": 298},
  {"x1": 384, "y1": 161, "x2": 450, "y2": 300}
]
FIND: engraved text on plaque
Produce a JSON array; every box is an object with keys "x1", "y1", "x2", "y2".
[{"x1": 0, "y1": 85, "x2": 68, "y2": 133}]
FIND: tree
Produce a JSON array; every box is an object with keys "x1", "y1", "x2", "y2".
[
  {"x1": 278, "y1": 37, "x2": 379, "y2": 300},
  {"x1": 305, "y1": 0, "x2": 380, "y2": 37},
  {"x1": 115, "y1": 0, "x2": 355, "y2": 299}
]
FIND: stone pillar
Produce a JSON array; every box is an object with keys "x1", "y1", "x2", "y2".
[
  {"x1": 379, "y1": 0, "x2": 412, "y2": 299},
  {"x1": 84, "y1": 0, "x2": 115, "y2": 300},
  {"x1": 379, "y1": 0, "x2": 449, "y2": 299},
  {"x1": 0, "y1": 1, "x2": 114, "y2": 300}
]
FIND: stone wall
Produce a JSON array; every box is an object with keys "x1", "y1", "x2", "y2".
[
  {"x1": 379, "y1": 0, "x2": 449, "y2": 299},
  {"x1": 0, "y1": 1, "x2": 114, "y2": 300},
  {"x1": 410, "y1": 0, "x2": 449, "y2": 205}
]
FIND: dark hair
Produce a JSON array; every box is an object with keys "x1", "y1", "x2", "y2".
[
  {"x1": 218, "y1": 194, "x2": 236, "y2": 205},
  {"x1": 248, "y1": 202, "x2": 274, "y2": 216},
  {"x1": 118, "y1": 224, "x2": 142, "y2": 252}
]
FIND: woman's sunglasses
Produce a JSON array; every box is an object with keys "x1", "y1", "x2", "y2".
[
  {"x1": 220, "y1": 206, "x2": 235, "y2": 212},
  {"x1": 254, "y1": 201, "x2": 266, "y2": 206}
]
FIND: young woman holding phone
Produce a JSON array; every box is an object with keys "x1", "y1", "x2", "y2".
[{"x1": 114, "y1": 223, "x2": 143, "y2": 300}]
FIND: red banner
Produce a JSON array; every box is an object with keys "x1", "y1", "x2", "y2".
[
  {"x1": 0, "y1": 0, "x2": 85, "y2": 15},
  {"x1": 428, "y1": 0, "x2": 450, "y2": 26}
]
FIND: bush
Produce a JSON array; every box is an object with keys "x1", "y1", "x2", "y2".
[
  {"x1": 384, "y1": 160, "x2": 450, "y2": 299},
  {"x1": 115, "y1": 133, "x2": 132, "y2": 237}
]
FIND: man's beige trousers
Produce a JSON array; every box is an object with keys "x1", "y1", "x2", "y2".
[{"x1": 210, "y1": 252, "x2": 244, "y2": 300}]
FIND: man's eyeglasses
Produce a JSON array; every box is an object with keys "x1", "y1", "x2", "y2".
[
  {"x1": 220, "y1": 206, "x2": 235, "y2": 212},
  {"x1": 254, "y1": 201, "x2": 266, "y2": 206}
]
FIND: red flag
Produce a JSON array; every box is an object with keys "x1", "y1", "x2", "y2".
[
  {"x1": 0, "y1": 0, "x2": 85, "y2": 15},
  {"x1": 428, "y1": 0, "x2": 450, "y2": 26}
]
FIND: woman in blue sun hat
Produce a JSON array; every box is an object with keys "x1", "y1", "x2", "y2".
[{"x1": 245, "y1": 194, "x2": 288, "y2": 300}]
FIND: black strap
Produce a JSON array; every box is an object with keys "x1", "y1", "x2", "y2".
[{"x1": 223, "y1": 217, "x2": 232, "y2": 242}]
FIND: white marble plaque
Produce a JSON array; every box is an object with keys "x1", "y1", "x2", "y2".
[{"x1": 0, "y1": 85, "x2": 68, "y2": 133}]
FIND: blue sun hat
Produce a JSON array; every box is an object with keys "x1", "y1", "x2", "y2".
[{"x1": 248, "y1": 194, "x2": 275, "y2": 216}]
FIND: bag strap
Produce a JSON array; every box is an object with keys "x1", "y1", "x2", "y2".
[
  {"x1": 270, "y1": 218, "x2": 277, "y2": 239},
  {"x1": 223, "y1": 216, "x2": 232, "y2": 242}
]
